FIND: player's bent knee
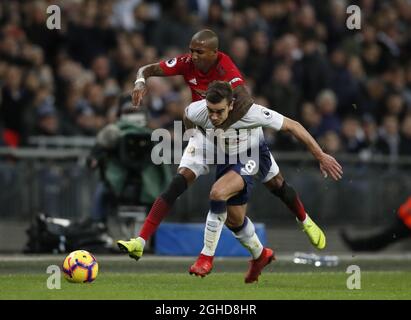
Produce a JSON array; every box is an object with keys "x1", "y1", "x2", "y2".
[
  {"x1": 177, "y1": 167, "x2": 197, "y2": 185},
  {"x1": 209, "y1": 187, "x2": 229, "y2": 201},
  {"x1": 265, "y1": 173, "x2": 284, "y2": 192}
]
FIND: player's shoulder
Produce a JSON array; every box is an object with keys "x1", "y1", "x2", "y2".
[
  {"x1": 246, "y1": 104, "x2": 281, "y2": 121},
  {"x1": 218, "y1": 51, "x2": 237, "y2": 67},
  {"x1": 185, "y1": 100, "x2": 207, "y2": 120},
  {"x1": 162, "y1": 54, "x2": 191, "y2": 67},
  {"x1": 217, "y1": 51, "x2": 244, "y2": 85}
]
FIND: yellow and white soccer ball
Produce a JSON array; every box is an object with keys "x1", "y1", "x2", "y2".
[{"x1": 62, "y1": 250, "x2": 99, "y2": 283}]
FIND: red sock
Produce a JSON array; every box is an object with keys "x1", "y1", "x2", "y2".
[
  {"x1": 291, "y1": 196, "x2": 307, "y2": 221},
  {"x1": 139, "y1": 197, "x2": 171, "y2": 241},
  {"x1": 274, "y1": 182, "x2": 307, "y2": 222}
]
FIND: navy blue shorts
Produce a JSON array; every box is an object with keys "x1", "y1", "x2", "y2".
[{"x1": 215, "y1": 141, "x2": 272, "y2": 206}]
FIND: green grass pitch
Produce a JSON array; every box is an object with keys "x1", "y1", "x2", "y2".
[{"x1": 1, "y1": 255, "x2": 411, "y2": 300}]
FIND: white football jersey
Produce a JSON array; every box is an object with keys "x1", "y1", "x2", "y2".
[{"x1": 185, "y1": 100, "x2": 284, "y2": 156}]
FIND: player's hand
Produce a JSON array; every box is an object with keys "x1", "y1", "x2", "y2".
[
  {"x1": 318, "y1": 152, "x2": 343, "y2": 181},
  {"x1": 131, "y1": 82, "x2": 147, "y2": 108}
]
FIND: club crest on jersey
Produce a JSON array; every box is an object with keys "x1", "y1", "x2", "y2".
[
  {"x1": 186, "y1": 146, "x2": 195, "y2": 156},
  {"x1": 261, "y1": 108, "x2": 272, "y2": 119},
  {"x1": 165, "y1": 58, "x2": 177, "y2": 67},
  {"x1": 188, "y1": 78, "x2": 197, "y2": 85},
  {"x1": 229, "y1": 77, "x2": 242, "y2": 85}
]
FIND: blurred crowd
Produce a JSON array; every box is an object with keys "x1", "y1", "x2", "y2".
[{"x1": 0, "y1": 0, "x2": 411, "y2": 159}]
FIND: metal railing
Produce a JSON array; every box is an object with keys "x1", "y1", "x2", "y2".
[{"x1": 1, "y1": 145, "x2": 411, "y2": 226}]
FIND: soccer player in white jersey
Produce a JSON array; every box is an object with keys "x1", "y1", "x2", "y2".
[{"x1": 184, "y1": 81, "x2": 343, "y2": 282}]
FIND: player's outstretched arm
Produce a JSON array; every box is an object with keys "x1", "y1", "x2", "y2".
[
  {"x1": 219, "y1": 85, "x2": 254, "y2": 130},
  {"x1": 281, "y1": 117, "x2": 343, "y2": 181},
  {"x1": 132, "y1": 63, "x2": 166, "y2": 108}
]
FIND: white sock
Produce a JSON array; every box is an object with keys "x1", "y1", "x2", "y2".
[
  {"x1": 232, "y1": 217, "x2": 263, "y2": 259},
  {"x1": 301, "y1": 213, "x2": 310, "y2": 225},
  {"x1": 200, "y1": 211, "x2": 227, "y2": 256},
  {"x1": 137, "y1": 237, "x2": 146, "y2": 248}
]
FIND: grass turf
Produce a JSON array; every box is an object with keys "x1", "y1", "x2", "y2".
[
  {"x1": 1, "y1": 255, "x2": 411, "y2": 300},
  {"x1": 1, "y1": 270, "x2": 411, "y2": 300}
]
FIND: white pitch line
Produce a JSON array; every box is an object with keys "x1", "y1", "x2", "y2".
[{"x1": 1, "y1": 253, "x2": 411, "y2": 262}]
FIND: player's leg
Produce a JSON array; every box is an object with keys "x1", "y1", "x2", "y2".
[
  {"x1": 225, "y1": 206, "x2": 275, "y2": 283},
  {"x1": 138, "y1": 167, "x2": 195, "y2": 241},
  {"x1": 117, "y1": 132, "x2": 208, "y2": 260},
  {"x1": 226, "y1": 205, "x2": 264, "y2": 260},
  {"x1": 341, "y1": 217, "x2": 411, "y2": 251},
  {"x1": 264, "y1": 172, "x2": 307, "y2": 221},
  {"x1": 262, "y1": 154, "x2": 326, "y2": 250},
  {"x1": 189, "y1": 170, "x2": 244, "y2": 276}
]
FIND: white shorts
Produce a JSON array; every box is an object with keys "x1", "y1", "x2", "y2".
[
  {"x1": 178, "y1": 129, "x2": 211, "y2": 177},
  {"x1": 178, "y1": 129, "x2": 280, "y2": 181}
]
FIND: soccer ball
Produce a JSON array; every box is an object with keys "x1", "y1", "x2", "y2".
[{"x1": 62, "y1": 250, "x2": 99, "y2": 283}]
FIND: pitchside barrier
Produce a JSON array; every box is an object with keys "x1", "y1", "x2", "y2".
[
  {"x1": 1, "y1": 141, "x2": 411, "y2": 228},
  {"x1": 154, "y1": 222, "x2": 267, "y2": 256}
]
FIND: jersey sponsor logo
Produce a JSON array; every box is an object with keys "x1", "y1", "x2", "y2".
[
  {"x1": 261, "y1": 108, "x2": 272, "y2": 119},
  {"x1": 188, "y1": 78, "x2": 197, "y2": 85},
  {"x1": 165, "y1": 58, "x2": 177, "y2": 67},
  {"x1": 229, "y1": 77, "x2": 242, "y2": 85}
]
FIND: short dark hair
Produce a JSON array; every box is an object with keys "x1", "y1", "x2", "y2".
[{"x1": 206, "y1": 81, "x2": 233, "y2": 104}]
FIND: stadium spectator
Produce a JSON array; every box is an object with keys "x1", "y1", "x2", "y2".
[
  {"x1": 359, "y1": 115, "x2": 379, "y2": 159},
  {"x1": 316, "y1": 89, "x2": 341, "y2": 137},
  {"x1": 375, "y1": 115, "x2": 400, "y2": 159},
  {"x1": 399, "y1": 115, "x2": 411, "y2": 156},
  {"x1": 260, "y1": 64, "x2": 300, "y2": 120},
  {"x1": 382, "y1": 92, "x2": 406, "y2": 121},
  {"x1": 329, "y1": 48, "x2": 360, "y2": 116},
  {"x1": 293, "y1": 28, "x2": 331, "y2": 102},
  {"x1": 30, "y1": 87, "x2": 60, "y2": 136},
  {"x1": 319, "y1": 130, "x2": 342, "y2": 156},
  {"x1": 300, "y1": 102, "x2": 322, "y2": 139},
  {"x1": 228, "y1": 37, "x2": 249, "y2": 71},
  {"x1": 357, "y1": 78, "x2": 386, "y2": 119},
  {"x1": 0, "y1": 0, "x2": 409, "y2": 157},
  {"x1": 0, "y1": 65, "x2": 31, "y2": 146},
  {"x1": 340, "y1": 115, "x2": 366, "y2": 154}
]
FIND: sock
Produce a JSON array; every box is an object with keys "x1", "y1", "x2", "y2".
[
  {"x1": 230, "y1": 217, "x2": 263, "y2": 259},
  {"x1": 271, "y1": 181, "x2": 307, "y2": 221},
  {"x1": 139, "y1": 174, "x2": 188, "y2": 241},
  {"x1": 200, "y1": 200, "x2": 227, "y2": 257},
  {"x1": 139, "y1": 197, "x2": 171, "y2": 241},
  {"x1": 137, "y1": 237, "x2": 146, "y2": 247}
]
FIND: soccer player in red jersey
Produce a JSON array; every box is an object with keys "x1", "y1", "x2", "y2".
[{"x1": 117, "y1": 30, "x2": 339, "y2": 273}]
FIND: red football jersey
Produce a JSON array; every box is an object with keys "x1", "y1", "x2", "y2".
[{"x1": 159, "y1": 52, "x2": 245, "y2": 101}]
